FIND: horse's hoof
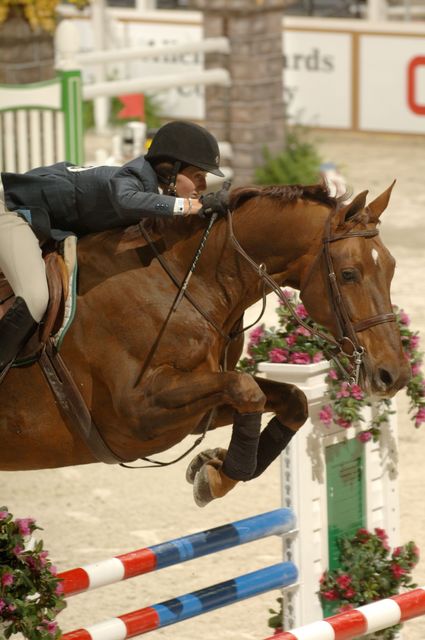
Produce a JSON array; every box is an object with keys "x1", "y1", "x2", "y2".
[
  {"x1": 185, "y1": 447, "x2": 227, "y2": 485},
  {"x1": 192, "y1": 462, "x2": 239, "y2": 508},
  {"x1": 193, "y1": 464, "x2": 216, "y2": 507}
]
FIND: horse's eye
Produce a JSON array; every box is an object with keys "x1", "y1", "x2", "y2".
[{"x1": 341, "y1": 269, "x2": 357, "y2": 282}]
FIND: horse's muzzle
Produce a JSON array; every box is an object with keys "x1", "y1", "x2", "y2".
[{"x1": 367, "y1": 361, "x2": 412, "y2": 397}]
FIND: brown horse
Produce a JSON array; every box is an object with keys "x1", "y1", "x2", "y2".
[{"x1": 0, "y1": 182, "x2": 410, "y2": 506}]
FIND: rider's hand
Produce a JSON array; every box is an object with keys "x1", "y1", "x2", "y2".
[{"x1": 198, "y1": 186, "x2": 230, "y2": 219}]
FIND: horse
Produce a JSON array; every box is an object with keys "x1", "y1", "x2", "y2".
[{"x1": 0, "y1": 182, "x2": 410, "y2": 506}]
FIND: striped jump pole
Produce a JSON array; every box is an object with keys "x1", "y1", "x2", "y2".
[
  {"x1": 265, "y1": 587, "x2": 425, "y2": 640},
  {"x1": 59, "y1": 508, "x2": 295, "y2": 596},
  {"x1": 63, "y1": 562, "x2": 298, "y2": 640}
]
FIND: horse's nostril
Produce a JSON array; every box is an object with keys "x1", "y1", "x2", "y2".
[{"x1": 379, "y1": 368, "x2": 393, "y2": 387}]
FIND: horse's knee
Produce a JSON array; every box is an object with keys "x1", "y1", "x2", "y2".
[
  {"x1": 227, "y1": 372, "x2": 266, "y2": 413},
  {"x1": 280, "y1": 386, "x2": 308, "y2": 431}
]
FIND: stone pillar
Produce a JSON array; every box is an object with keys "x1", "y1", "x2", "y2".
[{"x1": 187, "y1": 0, "x2": 287, "y2": 185}]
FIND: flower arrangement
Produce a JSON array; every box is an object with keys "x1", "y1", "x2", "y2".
[
  {"x1": 0, "y1": 507, "x2": 65, "y2": 639},
  {"x1": 318, "y1": 527, "x2": 419, "y2": 639},
  {"x1": 0, "y1": 0, "x2": 90, "y2": 33},
  {"x1": 238, "y1": 289, "x2": 425, "y2": 442}
]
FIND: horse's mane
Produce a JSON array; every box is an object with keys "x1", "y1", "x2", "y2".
[
  {"x1": 229, "y1": 183, "x2": 345, "y2": 210},
  {"x1": 117, "y1": 183, "x2": 348, "y2": 244}
]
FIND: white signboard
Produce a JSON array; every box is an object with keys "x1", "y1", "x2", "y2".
[
  {"x1": 359, "y1": 35, "x2": 425, "y2": 134},
  {"x1": 283, "y1": 31, "x2": 352, "y2": 129},
  {"x1": 125, "y1": 22, "x2": 205, "y2": 119},
  {"x1": 68, "y1": 12, "x2": 425, "y2": 135}
]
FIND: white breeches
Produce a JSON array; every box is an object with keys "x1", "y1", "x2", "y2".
[{"x1": 0, "y1": 190, "x2": 49, "y2": 322}]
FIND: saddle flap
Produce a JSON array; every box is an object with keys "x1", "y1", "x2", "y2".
[{"x1": 0, "y1": 238, "x2": 76, "y2": 363}]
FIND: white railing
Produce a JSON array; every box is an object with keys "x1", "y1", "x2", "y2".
[
  {"x1": 82, "y1": 68, "x2": 230, "y2": 101},
  {"x1": 69, "y1": 37, "x2": 230, "y2": 66},
  {"x1": 55, "y1": 20, "x2": 230, "y2": 133}
]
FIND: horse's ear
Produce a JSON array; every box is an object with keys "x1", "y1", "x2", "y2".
[
  {"x1": 337, "y1": 190, "x2": 369, "y2": 226},
  {"x1": 367, "y1": 180, "x2": 396, "y2": 222}
]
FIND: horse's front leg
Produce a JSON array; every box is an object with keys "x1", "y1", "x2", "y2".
[
  {"x1": 144, "y1": 367, "x2": 268, "y2": 505},
  {"x1": 187, "y1": 377, "x2": 308, "y2": 506}
]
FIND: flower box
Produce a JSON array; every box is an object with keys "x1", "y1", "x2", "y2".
[{"x1": 257, "y1": 360, "x2": 330, "y2": 402}]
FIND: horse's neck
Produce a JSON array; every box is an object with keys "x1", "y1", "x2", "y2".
[{"x1": 229, "y1": 198, "x2": 328, "y2": 292}]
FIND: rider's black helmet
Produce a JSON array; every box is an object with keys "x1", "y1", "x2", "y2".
[{"x1": 146, "y1": 121, "x2": 224, "y2": 177}]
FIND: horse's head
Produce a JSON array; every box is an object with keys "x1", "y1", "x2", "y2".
[{"x1": 300, "y1": 182, "x2": 411, "y2": 397}]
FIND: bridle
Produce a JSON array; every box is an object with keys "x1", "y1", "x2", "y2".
[{"x1": 228, "y1": 205, "x2": 396, "y2": 385}]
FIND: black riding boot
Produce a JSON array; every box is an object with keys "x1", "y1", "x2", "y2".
[{"x1": 0, "y1": 296, "x2": 37, "y2": 374}]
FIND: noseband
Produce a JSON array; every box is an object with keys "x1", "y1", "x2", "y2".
[{"x1": 229, "y1": 206, "x2": 396, "y2": 385}]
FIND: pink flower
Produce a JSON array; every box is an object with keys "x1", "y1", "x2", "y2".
[
  {"x1": 414, "y1": 407, "x2": 425, "y2": 428},
  {"x1": 322, "y1": 589, "x2": 339, "y2": 601},
  {"x1": 411, "y1": 363, "x2": 422, "y2": 376},
  {"x1": 336, "y1": 418, "x2": 351, "y2": 429},
  {"x1": 268, "y1": 348, "x2": 289, "y2": 363},
  {"x1": 344, "y1": 587, "x2": 356, "y2": 598},
  {"x1": 336, "y1": 382, "x2": 351, "y2": 399},
  {"x1": 295, "y1": 326, "x2": 311, "y2": 337},
  {"x1": 391, "y1": 563, "x2": 406, "y2": 578},
  {"x1": 336, "y1": 574, "x2": 351, "y2": 589},
  {"x1": 49, "y1": 565, "x2": 58, "y2": 576},
  {"x1": 15, "y1": 517, "x2": 35, "y2": 536},
  {"x1": 290, "y1": 352, "x2": 311, "y2": 365},
  {"x1": 12, "y1": 544, "x2": 23, "y2": 556},
  {"x1": 280, "y1": 288, "x2": 294, "y2": 301},
  {"x1": 374, "y1": 527, "x2": 388, "y2": 541},
  {"x1": 0, "y1": 599, "x2": 5, "y2": 612},
  {"x1": 350, "y1": 384, "x2": 364, "y2": 400},
  {"x1": 39, "y1": 550, "x2": 49, "y2": 567},
  {"x1": 357, "y1": 528, "x2": 370, "y2": 542},
  {"x1": 328, "y1": 369, "x2": 338, "y2": 380},
  {"x1": 399, "y1": 310, "x2": 410, "y2": 326},
  {"x1": 313, "y1": 352, "x2": 324, "y2": 363},
  {"x1": 358, "y1": 431, "x2": 372, "y2": 443},
  {"x1": 0, "y1": 511, "x2": 9, "y2": 520},
  {"x1": 248, "y1": 326, "x2": 265, "y2": 347},
  {"x1": 392, "y1": 546, "x2": 402, "y2": 558},
  {"x1": 285, "y1": 334, "x2": 297, "y2": 347},
  {"x1": 319, "y1": 405, "x2": 334, "y2": 426},
  {"x1": 25, "y1": 556, "x2": 37, "y2": 570},
  {"x1": 45, "y1": 620, "x2": 59, "y2": 636},
  {"x1": 295, "y1": 303, "x2": 308, "y2": 319},
  {"x1": 410, "y1": 335, "x2": 420, "y2": 350},
  {"x1": 55, "y1": 582, "x2": 64, "y2": 595},
  {"x1": 1, "y1": 573, "x2": 14, "y2": 587},
  {"x1": 38, "y1": 620, "x2": 59, "y2": 637}
]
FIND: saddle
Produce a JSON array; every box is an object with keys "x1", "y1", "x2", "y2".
[{"x1": 0, "y1": 235, "x2": 78, "y2": 364}]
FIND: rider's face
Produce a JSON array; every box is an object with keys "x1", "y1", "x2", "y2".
[{"x1": 175, "y1": 166, "x2": 207, "y2": 198}]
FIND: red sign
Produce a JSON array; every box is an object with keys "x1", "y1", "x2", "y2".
[
  {"x1": 407, "y1": 56, "x2": 425, "y2": 115},
  {"x1": 117, "y1": 94, "x2": 145, "y2": 120}
]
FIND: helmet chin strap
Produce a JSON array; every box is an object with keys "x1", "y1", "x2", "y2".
[{"x1": 166, "y1": 160, "x2": 181, "y2": 196}]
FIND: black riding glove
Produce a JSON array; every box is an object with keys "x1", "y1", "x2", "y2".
[{"x1": 199, "y1": 186, "x2": 230, "y2": 219}]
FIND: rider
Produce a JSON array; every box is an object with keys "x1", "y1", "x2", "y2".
[{"x1": 0, "y1": 120, "x2": 229, "y2": 375}]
